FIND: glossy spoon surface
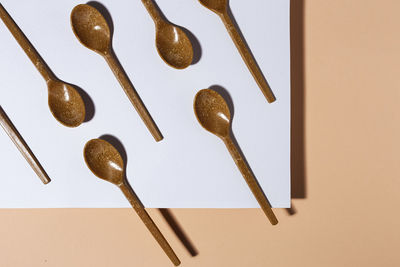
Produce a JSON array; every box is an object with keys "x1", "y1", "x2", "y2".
[
  {"x1": 71, "y1": 4, "x2": 163, "y2": 141},
  {"x1": 83, "y1": 139, "x2": 180, "y2": 266},
  {"x1": 0, "y1": 4, "x2": 85, "y2": 127},
  {"x1": 142, "y1": 0, "x2": 193, "y2": 69},
  {"x1": 0, "y1": 106, "x2": 50, "y2": 184},
  {"x1": 194, "y1": 89, "x2": 278, "y2": 225},
  {"x1": 198, "y1": 0, "x2": 276, "y2": 103}
]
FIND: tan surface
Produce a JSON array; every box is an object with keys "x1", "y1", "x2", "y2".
[{"x1": 1, "y1": 0, "x2": 400, "y2": 266}]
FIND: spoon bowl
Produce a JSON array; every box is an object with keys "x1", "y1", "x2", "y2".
[
  {"x1": 194, "y1": 89, "x2": 231, "y2": 138},
  {"x1": 83, "y1": 139, "x2": 124, "y2": 185},
  {"x1": 47, "y1": 81, "x2": 85, "y2": 127},
  {"x1": 198, "y1": 0, "x2": 227, "y2": 14},
  {"x1": 71, "y1": 4, "x2": 111, "y2": 54},
  {"x1": 156, "y1": 24, "x2": 193, "y2": 69}
]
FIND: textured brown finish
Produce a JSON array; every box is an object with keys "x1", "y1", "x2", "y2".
[
  {"x1": 194, "y1": 89, "x2": 278, "y2": 225},
  {"x1": 0, "y1": 4, "x2": 85, "y2": 128},
  {"x1": 0, "y1": 106, "x2": 50, "y2": 184},
  {"x1": 83, "y1": 139, "x2": 180, "y2": 266},
  {"x1": 198, "y1": 0, "x2": 275, "y2": 103},
  {"x1": 71, "y1": 4, "x2": 163, "y2": 142},
  {"x1": 141, "y1": 0, "x2": 193, "y2": 69}
]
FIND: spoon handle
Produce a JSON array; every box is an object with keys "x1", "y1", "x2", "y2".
[
  {"x1": 104, "y1": 53, "x2": 163, "y2": 142},
  {"x1": 119, "y1": 183, "x2": 180, "y2": 266},
  {"x1": 0, "y1": 106, "x2": 51, "y2": 184},
  {"x1": 220, "y1": 12, "x2": 275, "y2": 103},
  {"x1": 223, "y1": 137, "x2": 278, "y2": 225},
  {"x1": 141, "y1": 0, "x2": 164, "y2": 26},
  {"x1": 0, "y1": 4, "x2": 55, "y2": 82}
]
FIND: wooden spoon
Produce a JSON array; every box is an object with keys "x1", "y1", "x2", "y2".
[
  {"x1": 141, "y1": 0, "x2": 193, "y2": 69},
  {"x1": 0, "y1": 4, "x2": 85, "y2": 127},
  {"x1": 0, "y1": 106, "x2": 50, "y2": 184},
  {"x1": 194, "y1": 89, "x2": 278, "y2": 225},
  {"x1": 198, "y1": 0, "x2": 276, "y2": 103},
  {"x1": 83, "y1": 139, "x2": 180, "y2": 266},
  {"x1": 71, "y1": 4, "x2": 163, "y2": 142}
]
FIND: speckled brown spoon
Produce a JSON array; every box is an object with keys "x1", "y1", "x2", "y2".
[
  {"x1": 194, "y1": 89, "x2": 278, "y2": 225},
  {"x1": 0, "y1": 4, "x2": 85, "y2": 127},
  {"x1": 0, "y1": 106, "x2": 51, "y2": 184},
  {"x1": 141, "y1": 0, "x2": 193, "y2": 69},
  {"x1": 198, "y1": 0, "x2": 275, "y2": 103},
  {"x1": 83, "y1": 139, "x2": 180, "y2": 266},
  {"x1": 71, "y1": 4, "x2": 162, "y2": 141}
]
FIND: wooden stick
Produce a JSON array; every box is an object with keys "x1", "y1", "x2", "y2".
[
  {"x1": 223, "y1": 136, "x2": 278, "y2": 225},
  {"x1": 0, "y1": 3, "x2": 55, "y2": 82},
  {"x1": 119, "y1": 183, "x2": 180, "y2": 266},
  {"x1": 220, "y1": 12, "x2": 276, "y2": 103},
  {"x1": 104, "y1": 53, "x2": 163, "y2": 142},
  {"x1": 141, "y1": 0, "x2": 164, "y2": 26},
  {"x1": 0, "y1": 106, "x2": 51, "y2": 184}
]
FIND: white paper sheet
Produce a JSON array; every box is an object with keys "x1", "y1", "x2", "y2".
[{"x1": 0, "y1": 0, "x2": 290, "y2": 208}]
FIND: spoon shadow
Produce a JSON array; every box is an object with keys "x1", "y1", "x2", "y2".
[
  {"x1": 180, "y1": 27, "x2": 202, "y2": 65},
  {"x1": 99, "y1": 134, "x2": 143, "y2": 206},
  {"x1": 209, "y1": 85, "x2": 274, "y2": 209},
  {"x1": 159, "y1": 209, "x2": 199, "y2": 257},
  {"x1": 286, "y1": 202, "x2": 297, "y2": 215},
  {"x1": 145, "y1": 0, "x2": 202, "y2": 65},
  {"x1": 72, "y1": 84, "x2": 95, "y2": 122}
]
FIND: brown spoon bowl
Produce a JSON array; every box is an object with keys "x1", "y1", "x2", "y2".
[
  {"x1": 198, "y1": 0, "x2": 227, "y2": 14},
  {"x1": 70, "y1": 4, "x2": 111, "y2": 55},
  {"x1": 194, "y1": 89, "x2": 231, "y2": 138},
  {"x1": 47, "y1": 81, "x2": 85, "y2": 127},
  {"x1": 155, "y1": 23, "x2": 193, "y2": 69},
  {"x1": 83, "y1": 139, "x2": 124, "y2": 185}
]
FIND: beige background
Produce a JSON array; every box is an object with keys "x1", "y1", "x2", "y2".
[{"x1": 1, "y1": 0, "x2": 399, "y2": 266}]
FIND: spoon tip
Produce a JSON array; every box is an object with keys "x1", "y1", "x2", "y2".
[{"x1": 83, "y1": 138, "x2": 125, "y2": 185}]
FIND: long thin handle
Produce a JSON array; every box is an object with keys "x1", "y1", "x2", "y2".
[
  {"x1": 220, "y1": 12, "x2": 275, "y2": 103},
  {"x1": 223, "y1": 137, "x2": 278, "y2": 225},
  {"x1": 141, "y1": 0, "x2": 164, "y2": 26},
  {"x1": 119, "y1": 183, "x2": 180, "y2": 266},
  {"x1": 0, "y1": 4, "x2": 55, "y2": 82},
  {"x1": 0, "y1": 107, "x2": 51, "y2": 184},
  {"x1": 104, "y1": 53, "x2": 163, "y2": 142}
]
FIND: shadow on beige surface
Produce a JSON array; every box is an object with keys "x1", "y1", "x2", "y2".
[
  {"x1": 285, "y1": 0, "x2": 305, "y2": 217},
  {"x1": 159, "y1": 209, "x2": 198, "y2": 257},
  {"x1": 290, "y1": 0, "x2": 306, "y2": 200}
]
